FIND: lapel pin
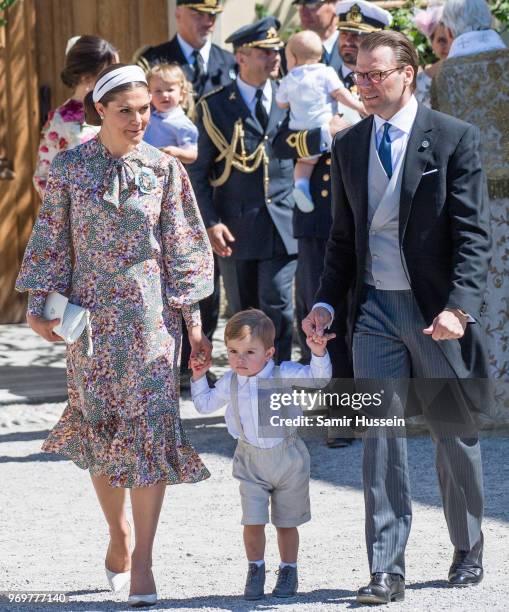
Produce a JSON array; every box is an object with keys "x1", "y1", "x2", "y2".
[
  {"x1": 229, "y1": 92, "x2": 236, "y2": 101},
  {"x1": 421, "y1": 140, "x2": 430, "y2": 148}
]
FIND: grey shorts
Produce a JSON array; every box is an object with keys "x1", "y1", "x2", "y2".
[{"x1": 232, "y1": 435, "x2": 311, "y2": 528}]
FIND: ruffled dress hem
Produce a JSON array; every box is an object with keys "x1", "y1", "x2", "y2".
[{"x1": 41, "y1": 403, "x2": 210, "y2": 488}]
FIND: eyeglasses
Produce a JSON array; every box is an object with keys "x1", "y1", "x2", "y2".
[{"x1": 352, "y1": 66, "x2": 405, "y2": 85}]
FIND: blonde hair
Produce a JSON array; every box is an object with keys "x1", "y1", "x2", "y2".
[
  {"x1": 224, "y1": 309, "x2": 276, "y2": 350},
  {"x1": 146, "y1": 63, "x2": 195, "y2": 115},
  {"x1": 287, "y1": 30, "x2": 323, "y2": 64}
]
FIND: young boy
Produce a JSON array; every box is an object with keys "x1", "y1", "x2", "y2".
[
  {"x1": 190, "y1": 309, "x2": 334, "y2": 600},
  {"x1": 276, "y1": 29, "x2": 366, "y2": 213}
]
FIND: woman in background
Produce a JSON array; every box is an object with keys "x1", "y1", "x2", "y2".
[
  {"x1": 413, "y1": 5, "x2": 452, "y2": 106},
  {"x1": 33, "y1": 35, "x2": 118, "y2": 197}
]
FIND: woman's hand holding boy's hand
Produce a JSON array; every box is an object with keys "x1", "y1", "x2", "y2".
[
  {"x1": 188, "y1": 326, "x2": 212, "y2": 381},
  {"x1": 306, "y1": 332, "x2": 336, "y2": 357},
  {"x1": 189, "y1": 354, "x2": 211, "y2": 381}
]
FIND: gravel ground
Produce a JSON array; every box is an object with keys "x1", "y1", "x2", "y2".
[{"x1": 1, "y1": 322, "x2": 508, "y2": 611}]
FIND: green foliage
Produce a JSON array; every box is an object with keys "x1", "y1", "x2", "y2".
[
  {"x1": 255, "y1": 3, "x2": 269, "y2": 20},
  {"x1": 489, "y1": 0, "x2": 509, "y2": 32},
  {"x1": 389, "y1": 4, "x2": 436, "y2": 67},
  {"x1": 0, "y1": 0, "x2": 18, "y2": 26}
]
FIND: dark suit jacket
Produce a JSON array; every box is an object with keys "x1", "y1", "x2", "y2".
[
  {"x1": 316, "y1": 103, "x2": 492, "y2": 411},
  {"x1": 140, "y1": 36, "x2": 237, "y2": 99},
  {"x1": 188, "y1": 81, "x2": 297, "y2": 260}
]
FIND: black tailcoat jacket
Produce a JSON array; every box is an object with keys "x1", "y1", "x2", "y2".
[{"x1": 315, "y1": 104, "x2": 492, "y2": 414}]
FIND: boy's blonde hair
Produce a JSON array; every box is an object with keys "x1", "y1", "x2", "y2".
[
  {"x1": 287, "y1": 30, "x2": 323, "y2": 64},
  {"x1": 224, "y1": 309, "x2": 275, "y2": 350},
  {"x1": 146, "y1": 62, "x2": 195, "y2": 114}
]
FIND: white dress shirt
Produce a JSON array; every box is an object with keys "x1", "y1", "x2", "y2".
[
  {"x1": 191, "y1": 354, "x2": 332, "y2": 448},
  {"x1": 236, "y1": 76, "x2": 272, "y2": 116},
  {"x1": 177, "y1": 33, "x2": 212, "y2": 73},
  {"x1": 341, "y1": 64, "x2": 353, "y2": 81},
  {"x1": 373, "y1": 94, "x2": 418, "y2": 172}
]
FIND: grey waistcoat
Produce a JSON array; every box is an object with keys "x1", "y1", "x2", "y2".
[{"x1": 364, "y1": 127, "x2": 411, "y2": 290}]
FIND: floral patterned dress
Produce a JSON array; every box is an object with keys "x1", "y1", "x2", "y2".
[
  {"x1": 33, "y1": 99, "x2": 99, "y2": 198},
  {"x1": 17, "y1": 137, "x2": 214, "y2": 487}
]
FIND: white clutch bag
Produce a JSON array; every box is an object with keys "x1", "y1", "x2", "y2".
[{"x1": 43, "y1": 291, "x2": 93, "y2": 355}]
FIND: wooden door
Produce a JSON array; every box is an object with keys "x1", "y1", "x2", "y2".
[
  {"x1": 0, "y1": 0, "x2": 39, "y2": 323},
  {"x1": 35, "y1": 0, "x2": 169, "y2": 110}
]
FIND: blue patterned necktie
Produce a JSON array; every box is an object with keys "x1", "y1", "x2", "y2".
[{"x1": 378, "y1": 122, "x2": 393, "y2": 179}]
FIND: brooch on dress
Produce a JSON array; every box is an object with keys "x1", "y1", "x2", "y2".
[{"x1": 135, "y1": 167, "x2": 158, "y2": 194}]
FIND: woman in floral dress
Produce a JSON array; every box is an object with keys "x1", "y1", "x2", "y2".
[
  {"x1": 17, "y1": 64, "x2": 214, "y2": 606},
  {"x1": 33, "y1": 35, "x2": 118, "y2": 198}
]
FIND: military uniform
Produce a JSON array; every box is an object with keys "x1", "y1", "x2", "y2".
[
  {"x1": 273, "y1": 1, "x2": 392, "y2": 373},
  {"x1": 137, "y1": 0, "x2": 237, "y2": 100},
  {"x1": 188, "y1": 18, "x2": 297, "y2": 362}
]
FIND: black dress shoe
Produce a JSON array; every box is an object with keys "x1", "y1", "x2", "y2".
[
  {"x1": 357, "y1": 573, "x2": 405, "y2": 605},
  {"x1": 448, "y1": 532, "x2": 484, "y2": 587}
]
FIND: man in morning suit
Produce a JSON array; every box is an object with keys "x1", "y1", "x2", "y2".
[
  {"x1": 304, "y1": 31, "x2": 491, "y2": 604},
  {"x1": 273, "y1": 0, "x2": 392, "y2": 448},
  {"x1": 188, "y1": 18, "x2": 297, "y2": 362},
  {"x1": 139, "y1": 0, "x2": 236, "y2": 384}
]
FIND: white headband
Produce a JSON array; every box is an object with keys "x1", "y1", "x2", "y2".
[
  {"x1": 65, "y1": 35, "x2": 81, "y2": 56},
  {"x1": 92, "y1": 65, "x2": 148, "y2": 103}
]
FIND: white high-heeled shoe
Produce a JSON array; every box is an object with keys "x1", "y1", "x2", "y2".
[
  {"x1": 105, "y1": 567, "x2": 131, "y2": 592},
  {"x1": 105, "y1": 521, "x2": 132, "y2": 592},
  {"x1": 127, "y1": 593, "x2": 157, "y2": 607}
]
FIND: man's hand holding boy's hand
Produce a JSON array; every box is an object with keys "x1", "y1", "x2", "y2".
[{"x1": 306, "y1": 332, "x2": 336, "y2": 357}]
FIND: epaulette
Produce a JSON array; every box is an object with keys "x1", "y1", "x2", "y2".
[{"x1": 197, "y1": 86, "x2": 225, "y2": 105}]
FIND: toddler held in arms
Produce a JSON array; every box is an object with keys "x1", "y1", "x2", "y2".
[
  {"x1": 190, "y1": 309, "x2": 334, "y2": 600},
  {"x1": 143, "y1": 63, "x2": 198, "y2": 164},
  {"x1": 276, "y1": 30, "x2": 366, "y2": 212}
]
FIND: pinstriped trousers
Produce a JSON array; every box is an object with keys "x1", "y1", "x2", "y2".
[{"x1": 353, "y1": 286, "x2": 484, "y2": 578}]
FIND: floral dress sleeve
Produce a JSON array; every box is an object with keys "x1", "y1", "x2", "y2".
[
  {"x1": 17, "y1": 152, "x2": 73, "y2": 316},
  {"x1": 160, "y1": 156, "x2": 214, "y2": 329},
  {"x1": 33, "y1": 110, "x2": 67, "y2": 199}
]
